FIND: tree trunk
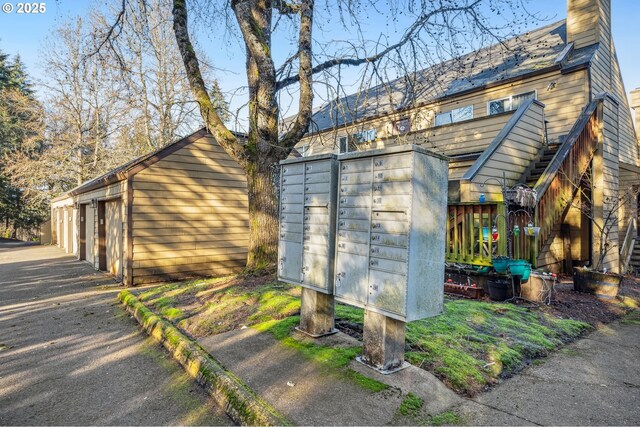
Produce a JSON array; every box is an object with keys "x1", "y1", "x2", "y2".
[{"x1": 245, "y1": 158, "x2": 279, "y2": 270}]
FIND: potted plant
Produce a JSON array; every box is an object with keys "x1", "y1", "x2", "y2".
[{"x1": 569, "y1": 173, "x2": 637, "y2": 300}]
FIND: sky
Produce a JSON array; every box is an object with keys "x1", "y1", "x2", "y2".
[{"x1": 0, "y1": 0, "x2": 639, "y2": 125}]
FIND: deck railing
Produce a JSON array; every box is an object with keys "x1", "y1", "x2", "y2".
[
  {"x1": 620, "y1": 217, "x2": 637, "y2": 273},
  {"x1": 446, "y1": 99, "x2": 600, "y2": 267},
  {"x1": 445, "y1": 203, "x2": 506, "y2": 265},
  {"x1": 532, "y1": 100, "x2": 599, "y2": 261}
]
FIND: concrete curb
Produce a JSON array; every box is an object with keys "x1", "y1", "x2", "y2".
[{"x1": 118, "y1": 290, "x2": 290, "y2": 426}]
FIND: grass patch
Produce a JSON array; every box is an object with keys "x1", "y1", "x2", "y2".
[
  {"x1": 429, "y1": 410, "x2": 464, "y2": 426},
  {"x1": 621, "y1": 311, "x2": 640, "y2": 325},
  {"x1": 137, "y1": 276, "x2": 301, "y2": 337},
  {"x1": 400, "y1": 298, "x2": 590, "y2": 395},
  {"x1": 135, "y1": 276, "x2": 591, "y2": 397},
  {"x1": 397, "y1": 392, "x2": 424, "y2": 417}
]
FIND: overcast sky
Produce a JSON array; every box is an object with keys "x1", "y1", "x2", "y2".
[{"x1": 1, "y1": 0, "x2": 638, "y2": 131}]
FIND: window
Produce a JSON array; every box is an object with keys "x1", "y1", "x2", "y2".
[
  {"x1": 351, "y1": 129, "x2": 377, "y2": 144},
  {"x1": 488, "y1": 91, "x2": 536, "y2": 115},
  {"x1": 339, "y1": 136, "x2": 357, "y2": 153},
  {"x1": 339, "y1": 128, "x2": 376, "y2": 153},
  {"x1": 298, "y1": 144, "x2": 311, "y2": 157},
  {"x1": 434, "y1": 105, "x2": 473, "y2": 126}
]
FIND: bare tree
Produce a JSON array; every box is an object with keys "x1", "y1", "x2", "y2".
[
  {"x1": 93, "y1": 0, "x2": 229, "y2": 150},
  {"x1": 99, "y1": 0, "x2": 539, "y2": 269},
  {"x1": 41, "y1": 16, "x2": 128, "y2": 187}
]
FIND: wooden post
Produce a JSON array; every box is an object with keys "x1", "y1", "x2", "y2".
[
  {"x1": 497, "y1": 204, "x2": 508, "y2": 256},
  {"x1": 562, "y1": 223, "x2": 573, "y2": 273}
]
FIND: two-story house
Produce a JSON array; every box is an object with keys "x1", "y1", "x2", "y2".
[{"x1": 288, "y1": 0, "x2": 640, "y2": 273}]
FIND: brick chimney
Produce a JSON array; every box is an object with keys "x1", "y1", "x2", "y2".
[
  {"x1": 566, "y1": 0, "x2": 612, "y2": 49},
  {"x1": 631, "y1": 88, "x2": 640, "y2": 142}
]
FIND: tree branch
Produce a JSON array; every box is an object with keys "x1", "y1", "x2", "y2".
[
  {"x1": 172, "y1": 0, "x2": 245, "y2": 166},
  {"x1": 275, "y1": 1, "x2": 481, "y2": 91},
  {"x1": 279, "y1": 0, "x2": 314, "y2": 150}
]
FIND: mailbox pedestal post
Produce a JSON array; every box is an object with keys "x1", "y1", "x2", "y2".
[
  {"x1": 297, "y1": 287, "x2": 337, "y2": 337},
  {"x1": 360, "y1": 310, "x2": 407, "y2": 373}
]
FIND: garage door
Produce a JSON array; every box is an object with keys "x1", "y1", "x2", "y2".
[
  {"x1": 85, "y1": 205, "x2": 95, "y2": 264},
  {"x1": 105, "y1": 200, "x2": 123, "y2": 279}
]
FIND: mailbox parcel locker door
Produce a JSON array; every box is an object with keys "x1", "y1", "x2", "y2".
[{"x1": 334, "y1": 157, "x2": 372, "y2": 306}]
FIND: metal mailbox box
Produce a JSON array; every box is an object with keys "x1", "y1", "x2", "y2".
[
  {"x1": 278, "y1": 154, "x2": 339, "y2": 293},
  {"x1": 334, "y1": 145, "x2": 448, "y2": 322}
]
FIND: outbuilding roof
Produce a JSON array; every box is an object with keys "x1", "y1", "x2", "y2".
[
  {"x1": 52, "y1": 128, "x2": 245, "y2": 202},
  {"x1": 299, "y1": 20, "x2": 597, "y2": 135}
]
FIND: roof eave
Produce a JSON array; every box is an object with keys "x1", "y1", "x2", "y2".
[{"x1": 67, "y1": 127, "x2": 210, "y2": 197}]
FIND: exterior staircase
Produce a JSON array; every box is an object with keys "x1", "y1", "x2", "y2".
[
  {"x1": 628, "y1": 239, "x2": 640, "y2": 273},
  {"x1": 525, "y1": 144, "x2": 560, "y2": 188}
]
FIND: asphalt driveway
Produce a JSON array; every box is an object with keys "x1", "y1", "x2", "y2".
[{"x1": 0, "y1": 242, "x2": 231, "y2": 425}]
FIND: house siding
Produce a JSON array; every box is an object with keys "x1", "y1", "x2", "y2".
[
  {"x1": 461, "y1": 101, "x2": 546, "y2": 201},
  {"x1": 299, "y1": 69, "x2": 588, "y2": 168},
  {"x1": 130, "y1": 134, "x2": 249, "y2": 285}
]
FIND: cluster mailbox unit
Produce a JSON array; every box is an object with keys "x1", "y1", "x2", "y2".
[
  {"x1": 278, "y1": 154, "x2": 339, "y2": 292},
  {"x1": 334, "y1": 145, "x2": 448, "y2": 322},
  {"x1": 278, "y1": 145, "x2": 448, "y2": 370}
]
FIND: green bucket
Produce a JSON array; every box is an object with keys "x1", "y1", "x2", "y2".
[
  {"x1": 492, "y1": 256, "x2": 510, "y2": 273},
  {"x1": 508, "y1": 259, "x2": 531, "y2": 281}
]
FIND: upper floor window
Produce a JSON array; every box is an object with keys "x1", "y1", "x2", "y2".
[
  {"x1": 434, "y1": 105, "x2": 473, "y2": 126},
  {"x1": 338, "y1": 128, "x2": 377, "y2": 153},
  {"x1": 488, "y1": 91, "x2": 536, "y2": 115},
  {"x1": 298, "y1": 144, "x2": 311, "y2": 157}
]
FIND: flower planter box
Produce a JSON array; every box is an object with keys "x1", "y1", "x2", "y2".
[
  {"x1": 573, "y1": 267, "x2": 622, "y2": 301},
  {"x1": 444, "y1": 283, "x2": 484, "y2": 299},
  {"x1": 521, "y1": 273, "x2": 555, "y2": 303}
]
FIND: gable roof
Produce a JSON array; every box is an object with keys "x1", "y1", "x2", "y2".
[
  {"x1": 300, "y1": 20, "x2": 597, "y2": 135},
  {"x1": 52, "y1": 128, "x2": 244, "y2": 201}
]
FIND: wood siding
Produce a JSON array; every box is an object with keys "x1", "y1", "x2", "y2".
[
  {"x1": 589, "y1": 21, "x2": 638, "y2": 167},
  {"x1": 567, "y1": 0, "x2": 610, "y2": 50},
  {"x1": 461, "y1": 101, "x2": 546, "y2": 202},
  {"x1": 298, "y1": 69, "x2": 587, "y2": 155},
  {"x1": 594, "y1": 97, "x2": 620, "y2": 272},
  {"x1": 50, "y1": 196, "x2": 75, "y2": 254},
  {"x1": 85, "y1": 204, "x2": 95, "y2": 265},
  {"x1": 131, "y1": 134, "x2": 249, "y2": 284}
]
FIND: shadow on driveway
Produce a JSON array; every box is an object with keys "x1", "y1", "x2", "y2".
[{"x1": 0, "y1": 243, "x2": 231, "y2": 425}]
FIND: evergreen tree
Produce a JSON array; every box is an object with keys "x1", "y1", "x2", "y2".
[{"x1": 0, "y1": 47, "x2": 47, "y2": 238}]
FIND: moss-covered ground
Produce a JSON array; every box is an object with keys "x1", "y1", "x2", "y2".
[{"x1": 136, "y1": 274, "x2": 593, "y2": 396}]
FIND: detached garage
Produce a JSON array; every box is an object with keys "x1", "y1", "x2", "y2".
[
  {"x1": 50, "y1": 195, "x2": 76, "y2": 255},
  {"x1": 54, "y1": 128, "x2": 249, "y2": 285}
]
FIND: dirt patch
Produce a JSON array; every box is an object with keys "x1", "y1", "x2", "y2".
[{"x1": 543, "y1": 275, "x2": 640, "y2": 327}]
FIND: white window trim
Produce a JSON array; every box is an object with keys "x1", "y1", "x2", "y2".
[
  {"x1": 338, "y1": 136, "x2": 350, "y2": 153},
  {"x1": 487, "y1": 90, "x2": 537, "y2": 115},
  {"x1": 434, "y1": 105, "x2": 474, "y2": 127}
]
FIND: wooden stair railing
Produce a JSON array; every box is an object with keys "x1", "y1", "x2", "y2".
[
  {"x1": 532, "y1": 99, "x2": 600, "y2": 263},
  {"x1": 620, "y1": 217, "x2": 637, "y2": 273}
]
